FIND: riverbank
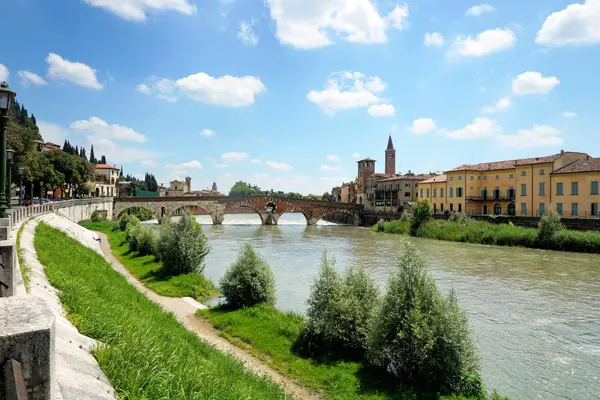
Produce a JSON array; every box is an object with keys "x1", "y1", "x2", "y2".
[
  {"x1": 34, "y1": 222, "x2": 288, "y2": 399},
  {"x1": 200, "y1": 305, "x2": 506, "y2": 400},
  {"x1": 373, "y1": 218, "x2": 600, "y2": 253},
  {"x1": 81, "y1": 220, "x2": 218, "y2": 301}
]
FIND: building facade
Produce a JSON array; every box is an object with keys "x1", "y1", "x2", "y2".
[
  {"x1": 94, "y1": 164, "x2": 120, "y2": 197},
  {"x1": 420, "y1": 151, "x2": 600, "y2": 218}
]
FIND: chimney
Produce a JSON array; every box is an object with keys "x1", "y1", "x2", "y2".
[{"x1": 561, "y1": 149, "x2": 565, "y2": 154}]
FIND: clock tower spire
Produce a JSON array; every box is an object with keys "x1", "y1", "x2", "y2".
[{"x1": 385, "y1": 134, "x2": 396, "y2": 176}]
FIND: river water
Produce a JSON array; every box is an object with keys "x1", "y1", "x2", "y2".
[{"x1": 161, "y1": 213, "x2": 599, "y2": 399}]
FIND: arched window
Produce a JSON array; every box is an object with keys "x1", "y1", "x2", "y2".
[
  {"x1": 507, "y1": 203, "x2": 516, "y2": 216},
  {"x1": 493, "y1": 203, "x2": 502, "y2": 215}
]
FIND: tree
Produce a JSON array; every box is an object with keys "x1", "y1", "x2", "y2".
[
  {"x1": 100, "y1": 155, "x2": 106, "y2": 164},
  {"x1": 322, "y1": 192, "x2": 332, "y2": 201},
  {"x1": 229, "y1": 181, "x2": 263, "y2": 196},
  {"x1": 89, "y1": 145, "x2": 96, "y2": 164},
  {"x1": 411, "y1": 200, "x2": 433, "y2": 234},
  {"x1": 120, "y1": 165, "x2": 124, "y2": 177},
  {"x1": 80, "y1": 147, "x2": 87, "y2": 161}
]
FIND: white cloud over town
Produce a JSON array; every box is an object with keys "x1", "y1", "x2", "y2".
[
  {"x1": 424, "y1": 32, "x2": 444, "y2": 47},
  {"x1": 536, "y1": 0, "x2": 600, "y2": 46},
  {"x1": 482, "y1": 96, "x2": 512, "y2": 113},
  {"x1": 447, "y1": 29, "x2": 516, "y2": 59},
  {"x1": 442, "y1": 117, "x2": 502, "y2": 140},
  {"x1": 221, "y1": 152, "x2": 249, "y2": 162},
  {"x1": 46, "y1": 53, "x2": 103, "y2": 90},
  {"x1": 84, "y1": 0, "x2": 196, "y2": 22},
  {"x1": 495, "y1": 125, "x2": 563, "y2": 148},
  {"x1": 512, "y1": 72, "x2": 560, "y2": 95},
  {"x1": 466, "y1": 4, "x2": 496, "y2": 16},
  {"x1": 410, "y1": 118, "x2": 437, "y2": 135},
  {"x1": 18, "y1": 71, "x2": 47, "y2": 86}
]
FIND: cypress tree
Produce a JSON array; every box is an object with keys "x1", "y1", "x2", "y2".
[
  {"x1": 89, "y1": 145, "x2": 96, "y2": 163},
  {"x1": 100, "y1": 155, "x2": 107, "y2": 164}
]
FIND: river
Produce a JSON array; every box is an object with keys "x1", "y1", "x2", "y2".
[{"x1": 160, "y1": 213, "x2": 600, "y2": 399}]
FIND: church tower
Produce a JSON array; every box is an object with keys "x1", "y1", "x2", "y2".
[{"x1": 385, "y1": 135, "x2": 396, "y2": 176}]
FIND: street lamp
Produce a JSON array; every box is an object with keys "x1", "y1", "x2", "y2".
[
  {"x1": 18, "y1": 167, "x2": 23, "y2": 206},
  {"x1": 0, "y1": 82, "x2": 16, "y2": 218},
  {"x1": 29, "y1": 176, "x2": 33, "y2": 204},
  {"x1": 6, "y1": 148, "x2": 14, "y2": 209},
  {"x1": 40, "y1": 180, "x2": 44, "y2": 199}
]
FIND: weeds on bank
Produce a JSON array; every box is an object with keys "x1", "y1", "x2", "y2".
[
  {"x1": 34, "y1": 223, "x2": 285, "y2": 399},
  {"x1": 16, "y1": 223, "x2": 31, "y2": 292}
]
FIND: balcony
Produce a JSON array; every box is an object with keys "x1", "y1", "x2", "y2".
[{"x1": 466, "y1": 191, "x2": 516, "y2": 202}]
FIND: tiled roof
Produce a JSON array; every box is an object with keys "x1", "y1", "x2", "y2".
[
  {"x1": 446, "y1": 152, "x2": 585, "y2": 172},
  {"x1": 357, "y1": 158, "x2": 375, "y2": 162},
  {"x1": 420, "y1": 174, "x2": 447, "y2": 183},
  {"x1": 379, "y1": 173, "x2": 432, "y2": 182},
  {"x1": 553, "y1": 158, "x2": 600, "y2": 174},
  {"x1": 370, "y1": 173, "x2": 389, "y2": 177},
  {"x1": 95, "y1": 164, "x2": 119, "y2": 170}
]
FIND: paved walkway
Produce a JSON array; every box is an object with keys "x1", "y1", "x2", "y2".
[{"x1": 20, "y1": 214, "x2": 115, "y2": 400}]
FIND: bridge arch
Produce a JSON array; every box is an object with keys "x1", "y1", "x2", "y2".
[
  {"x1": 114, "y1": 204, "x2": 161, "y2": 222},
  {"x1": 315, "y1": 209, "x2": 361, "y2": 226}
]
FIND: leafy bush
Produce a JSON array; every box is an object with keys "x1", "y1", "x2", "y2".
[
  {"x1": 383, "y1": 219, "x2": 411, "y2": 234},
  {"x1": 298, "y1": 254, "x2": 379, "y2": 359},
  {"x1": 119, "y1": 214, "x2": 136, "y2": 231},
  {"x1": 537, "y1": 210, "x2": 563, "y2": 246},
  {"x1": 91, "y1": 210, "x2": 106, "y2": 222},
  {"x1": 220, "y1": 243, "x2": 276, "y2": 309},
  {"x1": 157, "y1": 212, "x2": 209, "y2": 275},
  {"x1": 372, "y1": 219, "x2": 386, "y2": 232},
  {"x1": 411, "y1": 200, "x2": 432, "y2": 234},
  {"x1": 449, "y1": 212, "x2": 472, "y2": 225},
  {"x1": 400, "y1": 210, "x2": 413, "y2": 223},
  {"x1": 125, "y1": 223, "x2": 142, "y2": 252},
  {"x1": 137, "y1": 226, "x2": 158, "y2": 257},
  {"x1": 368, "y1": 240, "x2": 480, "y2": 396},
  {"x1": 124, "y1": 207, "x2": 155, "y2": 222}
]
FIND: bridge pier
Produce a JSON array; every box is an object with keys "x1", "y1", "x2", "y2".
[
  {"x1": 211, "y1": 213, "x2": 224, "y2": 225},
  {"x1": 260, "y1": 212, "x2": 280, "y2": 225},
  {"x1": 307, "y1": 218, "x2": 319, "y2": 226}
]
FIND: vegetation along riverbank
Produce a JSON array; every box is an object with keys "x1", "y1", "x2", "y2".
[
  {"x1": 34, "y1": 222, "x2": 286, "y2": 399},
  {"x1": 373, "y1": 201, "x2": 600, "y2": 254},
  {"x1": 81, "y1": 213, "x2": 217, "y2": 301}
]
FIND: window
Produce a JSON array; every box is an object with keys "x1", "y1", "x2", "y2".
[
  {"x1": 458, "y1": 204, "x2": 462, "y2": 212},
  {"x1": 539, "y1": 182, "x2": 545, "y2": 196},
  {"x1": 521, "y1": 184, "x2": 527, "y2": 196},
  {"x1": 433, "y1": 188, "x2": 437, "y2": 198},
  {"x1": 440, "y1": 188, "x2": 444, "y2": 198},
  {"x1": 571, "y1": 182, "x2": 579, "y2": 195},
  {"x1": 556, "y1": 203, "x2": 563, "y2": 215},
  {"x1": 450, "y1": 187, "x2": 454, "y2": 198},
  {"x1": 450, "y1": 176, "x2": 454, "y2": 181},
  {"x1": 470, "y1": 176, "x2": 474, "y2": 181},
  {"x1": 420, "y1": 189, "x2": 423, "y2": 198},
  {"x1": 450, "y1": 203, "x2": 454, "y2": 212},
  {"x1": 458, "y1": 176, "x2": 462, "y2": 181},
  {"x1": 405, "y1": 192, "x2": 410, "y2": 197},
  {"x1": 520, "y1": 203, "x2": 527, "y2": 215},
  {"x1": 540, "y1": 169, "x2": 545, "y2": 175},
  {"x1": 426, "y1": 188, "x2": 430, "y2": 198},
  {"x1": 592, "y1": 181, "x2": 599, "y2": 195},
  {"x1": 484, "y1": 176, "x2": 488, "y2": 180},
  {"x1": 521, "y1": 170, "x2": 527, "y2": 176},
  {"x1": 509, "y1": 173, "x2": 514, "y2": 179},
  {"x1": 592, "y1": 203, "x2": 598, "y2": 217},
  {"x1": 478, "y1": 176, "x2": 481, "y2": 180},
  {"x1": 539, "y1": 203, "x2": 545, "y2": 215},
  {"x1": 495, "y1": 175, "x2": 499, "y2": 180},
  {"x1": 556, "y1": 182, "x2": 563, "y2": 195},
  {"x1": 440, "y1": 204, "x2": 444, "y2": 212},
  {"x1": 457, "y1": 187, "x2": 463, "y2": 197},
  {"x1": 571, "y1": 202, "x2": 579, "y2": 217}
]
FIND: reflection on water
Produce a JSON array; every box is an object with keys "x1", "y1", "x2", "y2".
[{"x1": 156, "y1": 213, "x2": 600, "y2": 399}]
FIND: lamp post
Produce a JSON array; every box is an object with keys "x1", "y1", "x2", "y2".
[
  {"x1": 6, "y1": 148, "x2": 14, "y2": 209},
  {"x1": 18, "y1": 167, "x2": 23, "y2": 206},
  {"x1": 40, "y1": 180, "x2": 44, "y2": 199},
  {"x1": 0, "y1": 82, "x2": 16, "y2": 218},
  {"x1": 29, "y1": 177, "x2": 33, "y2": 204}
]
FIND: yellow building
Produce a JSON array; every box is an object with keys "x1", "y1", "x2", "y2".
[
  {"x1": 551, "y1": 157, "x2": 600, "y2": 218},
  {"x1": 420, "y1": 151, "x2": 596, "y2": 217}
]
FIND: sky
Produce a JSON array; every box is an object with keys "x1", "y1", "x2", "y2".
[{"x1": 1, "y1": 0, "x2": 599, "y2": 195}]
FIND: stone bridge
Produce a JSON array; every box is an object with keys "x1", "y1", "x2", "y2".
[{"x1": 113, "y1": 196, "x2": 364, "y2": 225}]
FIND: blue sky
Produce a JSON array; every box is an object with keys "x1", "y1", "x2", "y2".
[{"x1": 1, "y1": 0, "x2": 599, "y2": 194}]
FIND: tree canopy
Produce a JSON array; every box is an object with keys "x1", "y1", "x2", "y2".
[{"x1": 228, "y1": 181, "x2": 308, "y2": 199}]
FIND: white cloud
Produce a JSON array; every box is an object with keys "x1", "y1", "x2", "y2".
[
  {"x1": 368, "y1": 104, "x2": 396, "y2": 117},
  {"x1": 140, "y1": 160, "x2": 159, "y2": 168},
  {"x1": 46, "y1": 53, "x2": 103, "y2": 90},
  {"x1": 70, "y1": 117, "x2": 147, "y2": 143},
  {"x1": 495, "y1": 125, "x2": 563, "y2": 148},
  {"x1": 0, "y1": 64, "x2": 8, "y2": 82},
  {"x1": 536, "y1": 0, "x2": 600, "y2": 46},
  {"x1": 447, "y1": 29, "x2": 516, "y2": 59},
  {"x1": 38, "y1": 121, "x2": 70, "y2": 144},
  {"x1": 251, "y1": 159, "x2": 262, "y2": 164},
  {"x1": 351, "y1": 152, "x2": 361, "y2": 159},
  {"x1": 512, "y1": 72, "x2": 560, "y2": 95},
  {"x1": 166, "y1": 160, "x2": 203, "y2": 170},
  {"x1": 443, "y1": 117, "x2": 502, "y2": 140},
  {"x1": 215, "y1": 164, "x2": 228, "y2": 169},
  {"x1": 135, "y1": 77, "x2": 178, "y2": 101},
  {"x1": 265, "y1": 161, "x2": 293, "y2": 170},
  {"x1": 482, "y1": 96, "x2": 512, "y2": 113},
  {"x1": 136, "y1": 83, "x2": 151, "y2": 94},
  {"x1": 410, "y1": 118, "x2": 437, "y2": 135},
  {"x1": 561, "y1": 111, "x2": 577, "y2": 118},
  {"x1": 466, "y1": 4, "x2": 496, "y2": 16},
  {"x1": 424, "y1": 32, "x2": 444, "y2": 47},
  {"x1": 84, "y1": 0, "x2": 196, "y2": 22},
  {"x1": 320, "y1": 164, "x2": 342, "y2": 171},
  {"x1": 307, "y1": 71, "x2": 392, "y2": 115},
  {"x1": 238, "y1": 21, "x2": 258, "y2": 45},
  {"x1": 201, "y1": 128, "x2": 215, "y2": 137},
  {"x1": 326, "y1": 154, "x2": 340, "y2": 162},
  {"x1": 221, "y1": 152, "x2": 249, "y2": 162},
  {"x1": 266, "y1": 0, "x2": 409, "y2": 49},
  {"x1": 176, "y1": 72, "x2": 266, "y2": 107},
  {"x1": 18, "y1": 70, "x2": 47, "y2": 86}
]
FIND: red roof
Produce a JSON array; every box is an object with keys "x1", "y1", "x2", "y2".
[
  {"x1": 420, "y1": 174, "x2": 447, "y2": 184},
  {"x1": 553, "y1": 158, "x2": 600, "y2": 174},
  {"x1": 95, "y1": 164, "x2": 119, "y2": 170},
  {"x1": 446, "y1": 152, "x2": 588, "y2": 173}
]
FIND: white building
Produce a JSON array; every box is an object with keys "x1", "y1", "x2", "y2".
[{"x1": 94, "y1": 164, "x2": 120, "y2": 197}]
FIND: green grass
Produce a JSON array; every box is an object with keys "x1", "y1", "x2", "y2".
[
  {"x1": 34, "y1": 223, "x2": 286, "y2": 399},
  {"x1": 81, "y1": 220, "x2": 218, "y2": 301},
  {"x1": 374, "y1": 219, "x2": 600, "y2": 253},
  {"x1": 199, "y1": 305, "x2": 491, "y2": 400},
  {"x1": 16, "y1": 222, "x2": 31, "y2": 292}
]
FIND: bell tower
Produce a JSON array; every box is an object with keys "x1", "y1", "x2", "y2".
[{"x1": 385, "y1": 134, "x2": 396, "y2": 176}]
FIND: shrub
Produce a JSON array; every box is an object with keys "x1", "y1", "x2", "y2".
[
  {"x1": 157, "y1": 212, "x2": 209, "y2": 275},
  {"x1": 411, "y1": 200, "x2": 432, "y2": 235},
  {"x1": 537, "y1": 210, "x2": 563, "y2": 246},
  {"x1": 400, "y1": 210, "x2": 413, "y2": 223},
  {"x1": 119, "y1": 214, "x2": 136, "y2": 231},
  {"x1": 372, "y1": 219, "x2": 386, "y2": 232},
  {"x1": 137, "y1": 226, "x2": 158, "y2": 257},
  {"x1": 368, "y1": 240, "x2": 480, "y2": 396},
  {"x1": 220, "y1": 243, "x2": 276, "y2": 309},
  {"x1": 125, "y1": 223, "x2": 142, "y2": 252},
  {"x1": 91, "y1": 210, "x2": 106, "y2": 222},
  {"x1": 449, "y1": 212, "x2": 472, "y2": 225},
  {"x1": 298, "y1": 254, "x2": 379, "y2": 359},
  {"x1": 125, "y1": 207, "x2": 155, "y2": 222}
]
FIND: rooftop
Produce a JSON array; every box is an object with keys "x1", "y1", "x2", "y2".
[
  {"x1": 95, "y1": 164, "x2": 119, "y2": 170},
  {"x1": 379, "y1": 173, "x2": 433, "y2": 182},
  {"x1": 446, "y1": 151, "x2": 589, "y2": 172},
  {"x1": 420, "y1": 174, "x2": 448, "y2": 183},
  {"x1": 553, "y1": 157, "x2": 600, "y2": 174},
  {"x1": 357, "y1": 158, "x2": 375, "y2": 162}
]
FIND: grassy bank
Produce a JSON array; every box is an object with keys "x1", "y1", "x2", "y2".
[
  {"x1": 16, "y1": 222, "x2": 31, "y2": 292},
  {"x1": 374, "y1": 218, "x2": 600, "y2": 253},
  {"x1": 81, "y1": 220, "x2": 217, "y2": 301},
  {"x1": 199, "y1": 305, "x2": 503, "y2": 400},
  {"x1": 34, "y1": 223, "x2": 285, "y2": 399}
]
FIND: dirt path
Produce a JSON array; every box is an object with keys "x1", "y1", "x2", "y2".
[{"x1": 95, "y1": 232, "x2": 321, "y2": 400}]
